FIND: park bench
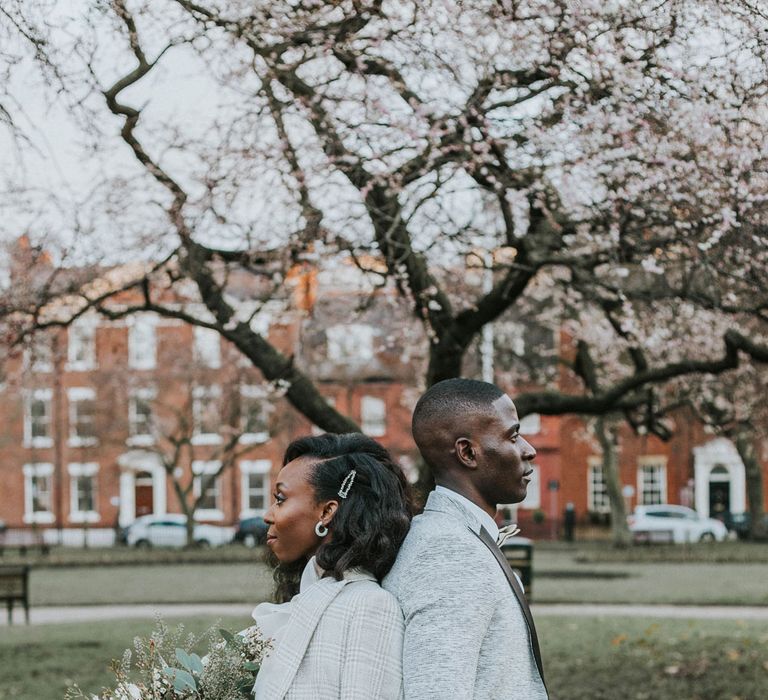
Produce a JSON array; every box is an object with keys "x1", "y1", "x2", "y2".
[
  {"x1": 0, "y1": 527, "x2": 49, "y2": 556},
  {"x1": 501, "y1": 536, "x2": 534, "y2": 598},
  {"x1": 0, "y1": 565, "x2": 30, "y2": 624}
]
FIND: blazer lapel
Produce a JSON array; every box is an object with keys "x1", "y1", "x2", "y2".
[
  {"x1": 264, "y1": 577, "x2": 348, "y2": 699},
  {"x1": 473, "y1": 526, "x2": 547, "y2": 691}
]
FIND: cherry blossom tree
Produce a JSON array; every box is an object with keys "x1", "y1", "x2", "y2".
[{"x1": 2, "y1": 0, "x2": 768, "y2": 444}]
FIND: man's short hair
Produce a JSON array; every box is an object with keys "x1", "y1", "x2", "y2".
[{"x1": 412, "y1": 378, "x2": 505, "y2": 438}]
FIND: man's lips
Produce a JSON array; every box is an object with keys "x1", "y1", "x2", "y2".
[{"x1": 266, "y1": 534, "x2": 277, "y2": 545}]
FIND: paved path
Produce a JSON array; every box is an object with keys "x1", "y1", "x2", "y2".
[{"x1": 4, "y1": 602, "x2": 768, "y2": 626}]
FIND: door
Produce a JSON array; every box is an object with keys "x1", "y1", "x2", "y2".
[
  {"x1": 135, "y1": 472, "x2": 154, "y2": 517},
  {"x1": 709, "y1": 482, "x2": 730, "y2": 523}
]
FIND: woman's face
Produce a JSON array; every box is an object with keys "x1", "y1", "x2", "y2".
[{"x1": 263, "y1": 456, "x2": 331, "y2": 564}]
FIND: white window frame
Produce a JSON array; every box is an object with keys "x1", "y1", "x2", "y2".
[
  {"x1": 240, "y1": 459, "x2": 271, "y2": 517},
  {"x1": 519, "y1": 413, "x2": 541, "y2": 435},
  {"x1": 193, "y1": 326, "x2": 221, "y2": 369},
  {"x1": 637, "y1": 456, "x2": 668, "y2": 506},
  {"x1": 239, "y1": 385, "x2": 270, "y2": 444},
  {"x1": 192, "y1": 385, "x2": 222, "y2": 445},
  {"x1": 24, "y1": 388, "x2": 53, "y2": 448},
  {"x1": 360, "y1": 395, "x2": 387, "y2": 437},
  {"x1": 23, "y1": 462, "x2": 55, "y2": 524},
  {"x1": 128, "y1": 314, "x2": 157, "y2": 370},
  {"x1": 518, "y1": 462, "x2": 541, "y2": 509},
  {"x1": 66, "y1": 318, "x2": 97, "y2": 370},
  {"x1": 192, "y1": 460, "x2": 224, "y2": 520},
  {"x1": 127, "y1": 387, "x2": 156, "y2": 446},
  {"x1": 68, "y1": 462, "x2": 99, "y2": 523},
  {"x1": 587, "y1": 457, "x2": 611, "y2": 514},
  {"x1": 326, "y1": 323, "x2": 375, "y2": 363},
  {"x1": 68, "y1": 387, "x2": 98, "y2": 447}
]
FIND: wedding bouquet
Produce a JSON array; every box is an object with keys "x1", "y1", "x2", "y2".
[{"x1": 67, "y1": 619, "x2": 271, "y2": 700}]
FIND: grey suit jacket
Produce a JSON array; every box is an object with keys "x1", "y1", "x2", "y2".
[
  {"x1": 383, "y1": 490, "x2": 548, "y2": 700},
  {"x1": 254, "y1": 570, "x2": 404, "y2": 700}
]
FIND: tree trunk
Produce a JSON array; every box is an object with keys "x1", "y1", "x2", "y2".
[
  {"x1": 734, "y1": 424, "x2": 768, "y2": 540},
  {"x1": 595, "y1": 416, "x2": 632, "y2": 548}
]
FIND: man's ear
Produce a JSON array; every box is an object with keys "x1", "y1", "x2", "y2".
[{"x1": 455, "y1": 437, "x2": 478, "y2": 469}]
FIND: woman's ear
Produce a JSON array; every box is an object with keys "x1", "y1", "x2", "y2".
[
  {"x1": 321, "y1": 500, "x2": 339, "y2": 524},
  {"x1": 455, "y1": 437, "x2": 478, "y2": 469}
]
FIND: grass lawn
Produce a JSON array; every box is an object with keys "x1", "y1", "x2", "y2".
[
  {"x1": 22, "y1": 545, "x2": 768, "y2": 606},
  {"x1": 2, "y1": 615, "x2": 767, "y2": 700},
  {"x1": 29, "y1": 562, "x2": 275, "y2": 606}
]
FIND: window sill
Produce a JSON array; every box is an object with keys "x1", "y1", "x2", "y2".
[
  {"x1": 239, "y1": 433, "x2": 269, "y2": 445},
  {"x1": 25, "y1": 438, "x2": 54, "y2": 449},
  {"x1": 68, "y1": 438, "x2": 98, "y2": 448},
  {"x1": 69, "y1": 511, "x2": 100, "y2": 524},
  {"x1": 23, "y1": 512, "x2": 55, "y2": 524},
  {"x1": 126, "y1": 435, "x2": 155, "y2": 447},
  {"x1": 191, "y1": 434, "x2": 222, "y2": 446}
]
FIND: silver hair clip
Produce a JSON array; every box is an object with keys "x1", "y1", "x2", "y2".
[{"x1": 338, "y1": 470, "x2": 357, "y2": 499}]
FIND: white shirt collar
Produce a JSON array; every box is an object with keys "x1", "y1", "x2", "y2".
[{"x1": 435, "y1": 485, "x2": 499, "y2": 541}]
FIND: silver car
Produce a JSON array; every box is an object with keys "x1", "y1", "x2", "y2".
[
  {"x1": 628, "y1": 505, "x2": 729, "y2": 543},
  {"x1": 125, "y1": 514, "x2": 233, "y2": 548}
]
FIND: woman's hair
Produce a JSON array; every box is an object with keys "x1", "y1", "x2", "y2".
[{"x1": 271, "y1": 432, "x2": 412, "y2": 602}]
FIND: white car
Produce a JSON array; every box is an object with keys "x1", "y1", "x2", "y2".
[
  {"x1": 628, "y1": 505, "x2": 729, "y2": 543},
  {"x1": 125, "y1": 514, "x2": 234, "y2": 548}
]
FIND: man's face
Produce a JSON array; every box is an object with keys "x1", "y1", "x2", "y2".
[{"x1": 472, "y1": 394, "x2": 537, "y2": 505}]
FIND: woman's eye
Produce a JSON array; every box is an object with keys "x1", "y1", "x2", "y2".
[{"x1": 273, "y1": 493, "x2": 285, "y2": 505}]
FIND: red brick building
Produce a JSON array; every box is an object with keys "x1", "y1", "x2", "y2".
[{"x1": 1, "y1": 257, "x2": 765, "y2": 543}]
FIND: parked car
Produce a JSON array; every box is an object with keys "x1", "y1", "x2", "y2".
[
  {"x1": 124, "y1": 514, "x2": 233, "y2": 548},
  {"x1": 627, "y1": 505, "x2": 729, "y2": 543},
  {"x1": 728, "y1": 512, "x2": 768, "y2": 540},
  {"x1": 233, "y1": 516, "x2": 269, "y2": 547}
]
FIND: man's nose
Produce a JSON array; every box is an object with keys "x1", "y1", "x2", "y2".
[{"x1": 521, "y1": 437, "x2": 536, "y2": 461}]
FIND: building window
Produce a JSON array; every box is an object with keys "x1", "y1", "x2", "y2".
[
  {"x1": 638, "y1": 458, "x2": 667, "y2": 505},
  {"x1": 361, "y1": 395, "x2": 387, "y2": 437},
  {"x1": 193, "y1": 327, "x2": 221, "y2": 369},
  {"x1": 128, "y1": 314, "x2": 157, "y2": 369},
  {"x1": 588, "y1": 458, "x2": 610, "y2": 514},
  {"x1": 519, "y1": 413, "x2": 541, "y2": 435},
  {"x1": 240, "y1": 386, "x2": 271, "y2": 444},
  {"x1": 193, "y1": 461, "x2": 223, "y2": 519},
  {"x1": 67, "y1": 319, "x2": 96, "y2": 370},
  {"x1": 312, "y1": 396, "x2": 336, "y2": 436},
  {"x1": 326, "y1": 324, "x2": 375, "y2": 364},
  {"x1": 69, "y1": 462, "x2": 99, "y2": 522},
  {"x1": 23, "y1": 463, "x2": 54, "y2": 524},
  {"x1": 192, "y1": 385, "x2": 222, "y2": 445},
  {"x1": 24, "y1": 335, "x2": 53, "y2": 372},
  {"x1": 24, "y1": 389, "x2": 53, "y2": 448},
  {"x1": 128, "y1": 388, "x2": 155, "y2": 445},
  {"x1": 240, "y1": 460, "x2": 271, "y2": 516},
  {"x1": 68, "y1": 387, "x2": 98, "y2": 447}
]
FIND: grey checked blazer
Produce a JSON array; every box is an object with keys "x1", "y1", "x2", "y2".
[
  {"x1": 383, "y1": 490, "x2": 548, "y2": 700},
  {"x1": 254, "y1": 570, "x2": 404, "y2": 699}
]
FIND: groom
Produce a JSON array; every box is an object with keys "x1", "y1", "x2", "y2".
[{"x1": 384, "y1": 378, "x2": 548, "y2": 699}]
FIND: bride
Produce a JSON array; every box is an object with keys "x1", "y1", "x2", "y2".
[{"x1": 252, "y1": 432, "x2": 411, "y2": 699}]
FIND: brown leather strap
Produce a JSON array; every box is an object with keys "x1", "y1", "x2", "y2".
[{"x1": 474, "y1": 526, "x2": 546, "y2": 690}]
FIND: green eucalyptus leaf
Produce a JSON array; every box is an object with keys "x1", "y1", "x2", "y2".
[
  {"x1": 219, "y1": 629, "x2": 236, "y2": 644},
  {"x1": 188, "y1": 653, "x2": 204, "y2": 675},
  {"x1": 243, "y1": 661, "x2": 260, "y2": 672},
  {"x1": 175, "y1": 648, "x2": 193, "y2": 672},
  {"x1": 172, "y1": 669, "x2": 197, "y2": 692}
]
